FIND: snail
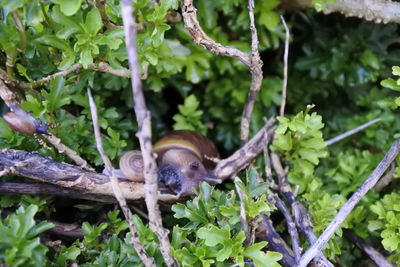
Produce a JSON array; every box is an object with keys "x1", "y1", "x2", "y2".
[
  {"x1": 2, "y1": 103, "x2": 48, "y2": 135},
  {"x1": 119, "y1": 130, "x2": 221, "y2": 196}
]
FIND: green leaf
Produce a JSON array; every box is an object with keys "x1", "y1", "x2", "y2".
[
  {"x1": 85, "y1": 8, "x2": 103, "y2": 35},
  {"x1": 381, "y1": 78, "x2": 400, "y2": 91},
  {"x1": 360, "y1": 49, "x2": 380, "y2": 70},
  {"x1": 52, "y1": 0, "x2": 84, "y2": 16},
  {"x1": 244, "y1": 242, "x2": 282, "y2": 267}
]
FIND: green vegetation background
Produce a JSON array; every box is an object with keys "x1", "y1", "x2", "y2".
[{"x1": 0, "y1": 0, "x2": 400, "y2": 266}]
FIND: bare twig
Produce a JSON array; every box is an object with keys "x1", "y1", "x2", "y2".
[
  {"x1": 47, "y1": 220, "x2": 84, "y2": 238},
  {"x1": 271, "y1": 152, "x2": 333, "y2": 267},
  {"x1": 240, "y1": 0, "x2": 264, "y2": 143},
  {"x1": 0, "y1": 149, "x2": 179, "y2": 202},
  {"x1": 88, "y1": 89, "x2": 154, "y2": 266},
  {"x1": 180, "y1": 0, "x2": 250, "y2": 65},
  {"x1": 344, "y1": 230, "x2": 395, "y2": 267},
  {"x1": 279, "y1": 16, "x2": 289, "y2": 117},
  {"x1": 95, "y1": 0, "x2": 121, "y2": 29},
  {"x1": 264, "y1": 146, "x2": 278, "y2": 190},
  {"x1": 299, "y1": 138, "x2": 400, "y2": 267},
  {"x1": 233, "y1": 177, "x2": 250, "y2": 244},
  {"x1": 374, "y1": 163, "x2": 396, "y2": 192},
  {"x1": 271, "y1": 193, "x2": 301, "y2": 263},
  {"x1": 258, "y1": 216, "x2": 296, "y2": 267},
  {"x1": 17, "y1": 62, "x2": 130, "y2": 90},
  {"x1": 43, "y1": 134, "x2": 94, "y2": 171},
  {"x1": 213, "y1": 118, "x2": 275, "y2": 179},
  {"x1": 120, "y1": 1, "x2": 176, "y2": 266},
  {"x1": 180, "y1": 0, "x2": 263, "y2": 143},
  {"x1": 326, "y1": 118, "x2": 382, "y2": 146}
]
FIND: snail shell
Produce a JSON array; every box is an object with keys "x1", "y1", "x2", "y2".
[
  {"x1": 3, "y1": 112, "x2": 36, "y2": 135},
  {"x1": 153, "y1": 130, "x2": 219, "y2": 169},
  {"x1": 119, "y1": 150, "x2": 144, "y2": 182}
]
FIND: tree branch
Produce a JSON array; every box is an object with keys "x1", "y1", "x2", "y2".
[
  {"x1": 271, "y1": 152, "x2": 334, "y2": 267},
  {"x1": 240, "y1": 0, "x2": 263, "y2": 142},
  {"x1": 120, "y1": 1, "x2": 176, "y2": 265},
  {"x1": 344, "y1": 230, "x2": 395, "y2": 267},
  {"x1": 180, "y1": 0, "x2": 264, "y2": 143},
  {"x1": 0, "y1": 149, "x2": 178, "y2": 202},
  {"x1": 88, "y1": 89, "x2": 154, "y2": 266},
  {"x1": 299, "y1": 138, "x2": 400, "y2": 267},
  {"x1": 324, "y1": 0, "x2": 400, "y2": 24},
  {"x1": 213, "y1": 118, "x2": 275, "y2": 179},
  {"x1": 279, "y1": 15, "x2": 289, "y2": 117}
]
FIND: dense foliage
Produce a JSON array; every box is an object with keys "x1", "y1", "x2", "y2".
[{"x1": 1, "y1": 0, "x2": 400, "y2": 266}]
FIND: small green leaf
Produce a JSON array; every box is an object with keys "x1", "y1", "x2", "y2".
[{"x1": 52, "y1": 0, "x2": 84, "y2": 16}]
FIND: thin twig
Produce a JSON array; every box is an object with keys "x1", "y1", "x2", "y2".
[
  {"x1": 271, "y1": 152, "x2": 333, "y2": 267},
  {"x1": 88, "y1": 89, "x2": 155, "y2": 267},
  {"x1": 95, "y1": 0, "x2": 122, "y2": 29},
  {"x1": 326, "y1": 118, "x2": 382, "y2": 146},
  {"x1": 213, "y1": 118, "x2": 275, "y2": 179},
  {"x1": 344, "y1": 230, "x2": 395, "y2": 267},
  {"x1": 43, "y1": 134, "x2": 94, "y2": 171},
  {"x1": 180, "y1": 0, "x2": 263, "y2": 143},
  {"x1": 240, "y1": 0, "x2": 263, "y2": 142},
  {"x1": 374, "y1": 163, "x2": 396, "y2": 192},
  {"x1": 279, "y1": 15, "x2": 289, "y2": 117},
  {"x1": 271, "y1": 193, "x2": 301, "y2": 263},
  {"x1": 120, "y1": 1, "x2": 176, "y2": 266},
  {"x1": 298, "y1": 138, "x2": 400, "y2": 267},
  {"x1": 263, "y1": 146, "x2": 278, "y2": 190},
  {"x1": 233, "y1": 177, "x2": 250, "y2": 244},
  {"x1": 17, "y1": 62, "x2": 130, "y2": 90},
  {"x1": 180, "y1": 0, "x2": 250, "y2": 65}
]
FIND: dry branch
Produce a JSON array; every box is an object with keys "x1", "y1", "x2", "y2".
[
  {"x1": 88, "y1": 89, "x2": 154, "y2": 266},
  {"x1": 180, "y1": 0, "x2": 263, "y2": 143},
  {"x1": 271, "y1": 152, "x2": 333, "y2": 267},
  {"x1": 258, "y1": 216, "x2": 295, "y2": 267},
  {"x1": 344, "y1": 230, "x2": 395, "y2": 267},
  {"x1": 240, "y1": 0, "x2": 263, "y2": 142},
  {"x1": 324, "y1": 0, "x2": 400, "y2": 24},
  {"x1": 0, "y1": 149, "x2": 178, "y2": 202},
  {"x1": 270, "y1": 193, "x2": 301, "y2": 263},
  {"x1": 299, "y1": 137, "x2": 400, "y2": 267},
  {"x1": 213, "y1": 118, "x2": 275, "y2": 179},
  {"x1": 120, "y1": 1, "x2": 176, "y2": 265},
  {"x1": 326, "y1": 118, "x2": 382, "y2": 146},
  {"x1": 279, "y1": 16, "x2": 289, "y2": 117}
]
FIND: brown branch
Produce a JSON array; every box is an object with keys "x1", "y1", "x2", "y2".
[
  {"x1": 374, "y1": 163, "x2": 396, "y2": 192},
  {"x1": 180, "y1": 0, "x2": 264, "y2": 142},
  {"x1": 279, "y1": 15, "x2": 289, "y2": 117},
  {"x1": 240, "y1": 0, "x2": 263, "y2": 143},
  {"x1": 258, "y1": 216, "x2": 296, "y2": 267},
  {"x1": 299, "y1": 137, "x2": 400, "y2": 267},
  {"x1": 270, "y1": 193, "x2": 301, "y2": 264},
  {"x1": 344, "y1": 230, "x2": 395, "y2": 267},
  {"x1": 180, "y1": 0, "x2": 251, "y2": 65},
  {"x1": 271, "y1": 152, "x2": 334, "y2": 267},
  {"x1": 0, "y1": 182, "x2": 117, "y2": 203},
  {"x1": 44, "y1": 134, "x2": 94, "y2": 171},
  {"x1": 324, "y1": 0, "x2": 400, "y2": 24},
  {"x1": 120, "y1": 1, "x2": 176, "y2": 266},
  {"x1": 0, "y1": 149, "x2": 178, "y2": 202},
  {"x1": 213, "y1": 118, "x2": 275, "y2": 179},
  {"x1": 17, "y1": 62, "x2": 130, "y2": 90},
  {"x1": 88, "y1": 89, "x2": 155, "y2": 266},
  {"x1": 47, "y1": 220, "x2": 84, "y2": 239},
  {"x1": 95, "y1": 0, "x2": 122, "y2": 29}
]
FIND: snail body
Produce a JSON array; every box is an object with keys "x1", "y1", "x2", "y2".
[
  {"x1": 3, "y1": 104, "x2": 48, "y2": 135},
  {"x1": 119, "y1": 130, "x2": 220, "y2": 196}
]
